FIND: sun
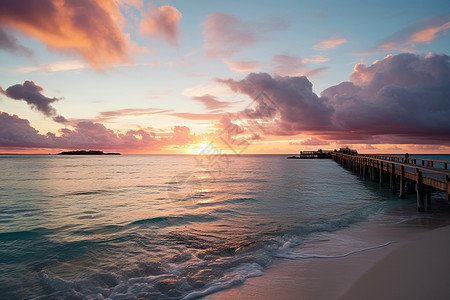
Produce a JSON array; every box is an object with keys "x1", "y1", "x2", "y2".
[{"x1": 184, "y1": 142, "x2": 209, "y2": 155}]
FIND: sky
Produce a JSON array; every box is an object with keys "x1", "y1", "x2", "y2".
[{"x1": 0, "y1": 0, "x2": 449, "y2": 154}]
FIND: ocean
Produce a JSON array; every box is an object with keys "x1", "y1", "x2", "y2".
[{"x1": 1, "y1": 154, "x2": 449, "y2": 299}]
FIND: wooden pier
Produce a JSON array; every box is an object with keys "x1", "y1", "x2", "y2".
[{"x1": 331, "y1": 152, "x2": 450, "y2": 212}]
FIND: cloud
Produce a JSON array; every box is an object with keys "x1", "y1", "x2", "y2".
[
  {"x1": 365, "y1": 15, "x2": 450, "y2": 53},
  {"x1": 14, "y1": 60, "x2": 88, "y2": 74},
  {"x1": 313, "y1": 37, "x2": 348, "y2": 50},
  {"x1": 166, "y1": 112, "x2": 223, "y2": 121},
  {"x1": 202, "y1": 12, "x2": 288, "y2": 70},
  {"x1": 289, "y1": 137, "x2": 330, "y2": 146},
  {"x1": 272, "y1": 54, "x2": 305, "y2": 76},
  {"x1": 218, "y1": 53, "x2": 450, "y2": 145},
  {"x1": 193, "y1": 94, "x2": 241, "y2": 110},
  {"x1": 0, "y1": 0, "x2": 131, "y2": 69},
  {"x1": 0, "y1": 112, "x2": 49, "y2": 148},
  {"x1": 217, "y1": 73, "x2": 335, "y2": 134},
  {"x1": 0, "y1": 27, "x2": 33, "y2": 56},
  {"x1": 223, "y1": 59, "x2": 264, "y2": 72},
  {"x1": 140, "y1": 4, "x2": 182, "y2": 47},
  {"x1": 295, "y1": 66, "x2": 329, "y2": 77},
  {"x1": 321, "y1": 53, "x2": 450, "y2": 142},
  {"x1": 99, "y1": 108, "x2": 170, "y2": 118},
  {"x1": 303, "y1": 55, "x2": 330, "y2": 63},
  {"x1": 1, "y1": 81, "x2": 66, "y2": 120},
  {"x1": 0, "y1": 111, "x2": 203, "y2": 151}
]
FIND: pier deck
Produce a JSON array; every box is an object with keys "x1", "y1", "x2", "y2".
[{"x1": 331, "y1": 153, "x2": 450, "y2": 212}]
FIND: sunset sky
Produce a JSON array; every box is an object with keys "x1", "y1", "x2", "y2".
[{"x1": 0, "y1": 0, "x2": 449, "y2": 154}]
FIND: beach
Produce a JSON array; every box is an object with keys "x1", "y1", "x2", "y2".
[{"x1": 206, "y1": 203, "x2": 450, "y2": 300}]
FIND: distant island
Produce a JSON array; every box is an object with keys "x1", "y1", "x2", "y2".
[{"x1": 57, "y1": 150, "x2": 120, "y2": 155}]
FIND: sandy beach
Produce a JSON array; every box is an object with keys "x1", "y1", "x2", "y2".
[
  {"x1": 206, "y1": 205, "x2": 450, "y2": 300},
  {"x1": 341, "y1": 224, "x2": 450, "y2": 300}
]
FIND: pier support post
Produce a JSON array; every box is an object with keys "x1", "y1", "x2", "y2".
[
  {"x1": 371, "y1": 161, "x2": 376, "y2": 181},
  {"x1": 416, "y1": 169, "x2": 424, "y2": 212},
  {"x1": 359, "y1": 159, "x2": 362, "y2": 175},
  {"x1": 446, "y1": 175, "x2": 450, "y2": 202},
  {"x1": 399, "y1": 166, "x2": 405, "y2": 198},
  {"x1": 379, "y1": 161, "x2": 384, "y2": 187},
  {"x1": 363, "y1": 161, "x2": 366, "y2": 178},
  {"x1": 426, "y1": 190, "x2": 432, "y2": 210},
  {"x1": 389, "y1": 164, "x2": 395, "y2": 193}
]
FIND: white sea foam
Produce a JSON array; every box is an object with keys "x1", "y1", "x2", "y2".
[
  {"x1": 275, "y1": 242, "x2": 392, "y2": 259},
  {"x1": 182, "y1": 263, "x2": 265, "y2": 300}
]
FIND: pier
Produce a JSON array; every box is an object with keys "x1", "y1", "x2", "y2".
[{"x1": 331, "y1": 152, "x2": 450, "y2": 212}]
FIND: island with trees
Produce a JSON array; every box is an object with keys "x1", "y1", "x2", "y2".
[{"x1": 57, "y1": 150, "x2": 120, "y2": 155}]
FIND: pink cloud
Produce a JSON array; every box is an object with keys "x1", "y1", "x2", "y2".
[
  {"x1": 140, "y1": 4, "x2": 182, "y2": 47},
  {"x1": 296, "y1": 137, "x2": 330, "y2": 146},
  {"x1": 202, "y1": 12, "x2": 288, "y2": 70},
  {"x1": 322, "y1": 53, "x2": 450, "y2": 143},
  {"x1": 365, "y1": 15, "x2": 450, "y2": 53},
  {"x1": 303, "y1": 55, "x2": 330, "y2": 63},
  {"x1": 217, "y1": 73, "x2": 335, "y2": 133},
  {"x1": 410, "y1": 21, "x2": 450, "y2": 43},
  {"x1": 295, "y1": 67, "x2": 329, "y2": 78},
  {"x1": 203, "y1": 13, "x2": 254, "y2": 58},
  {"x1": 272, "y1": 54, "x2": 305, "y2": 76},
  {"x1": 218, "y1": 53, "x2": 450, "y2": 145},
  {"x1": 0, "y1": 111, "x2": 203, "y2": 152},
  {"x1": 99, "y1": 108, "x2": 170, "y2": 118},
  {"x1": 224, "y1": 59, "x2": 264, "y2": 72},
  {"x1": 166, "y1": 112, "x2": 223, "y2": 121},
  {"x1": 313, "y1": 38, "x2": 348, "y2": 50},
  {"x1": 289, "y1": 137, "x2": 330, "y2": 146},
  {"x1": 0, "y1": 0, "x2": 131, "y2": 69},
  {"x1": 192, "y1": 94, "x2": 241, "y2": 110}
]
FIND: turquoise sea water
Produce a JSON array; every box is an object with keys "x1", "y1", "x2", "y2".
[{"x1": 1, "y1": 154, "x2": 449, "y2": 299}]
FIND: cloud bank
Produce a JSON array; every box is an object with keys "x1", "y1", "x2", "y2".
[
  {"x1": 0, "y1": 112, "x2": 202, "y2": 151},
  {"x1": 219, "y1": 53, "x2": 450, "y2": 144}
]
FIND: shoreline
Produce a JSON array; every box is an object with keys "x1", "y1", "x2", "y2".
[{"x1": 205, "y1": 201, "x2": 450, "y2": 299}]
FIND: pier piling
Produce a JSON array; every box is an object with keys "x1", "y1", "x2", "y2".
[
  {"x1": 416, "y1": 169, "x2": 424, "y2": 212},
  {"x1": 329, "y1": 151, "x2": 450, "y2": 212},
  {"x1": 399, "y1": 166, "x2": 405, "y2": 198}
]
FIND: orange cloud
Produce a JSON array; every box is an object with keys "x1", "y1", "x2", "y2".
[
  {"x1": 166, "y1": 112, "x2": 223, "y2": 121},
  {"x1": 140, "y1": 4, "x2": 182, "y2": 47},
  {"x1": 223, "y1": 59, "x2": 264, "y2": 72},
  {"x1": 360, "y1": 15, "x2": 450, "y2": 54},
  {"x1": 313, "y1": 38, "x2": 348, "y2": 50},
  {"x1": 410, "y1": 21, "x2": 450, "y2": 43},
  {"x1": 303, "y1": 55, "x2": 330, "y2": 63},
  {"x1": 0, "y1": 0, "x2": 131, "y2": 69}
]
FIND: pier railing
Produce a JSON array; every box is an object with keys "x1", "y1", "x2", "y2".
[
  {"x1": 331, "y1": 152, "x2": 450, "y2": 212},
  {"x1": 360, "y1": 154, "x2": 449, "y2": 170}
]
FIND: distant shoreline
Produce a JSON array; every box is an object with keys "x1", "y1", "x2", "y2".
[{"x1": 56, "y1": 150, "x2": 120, "y2": 155}]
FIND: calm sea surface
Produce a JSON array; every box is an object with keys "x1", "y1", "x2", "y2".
[{"x1": 1, "y1": 154, "x2": 449, "y2": 299}]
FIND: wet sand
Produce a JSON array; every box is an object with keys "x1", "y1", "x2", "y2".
[{"x1": 206, "y1": 206, "x2": 450, "y2": 300}]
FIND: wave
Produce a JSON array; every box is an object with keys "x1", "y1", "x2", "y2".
[
  {"x1": 129, "y1": 214, "x2": 218, "y2": 226},
  {"x1": 64, "y1": 189, "x2": 112, "y2": 196},
  {"x1": 276, "y1": 242, "x2": 392, "y2": 259}
]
